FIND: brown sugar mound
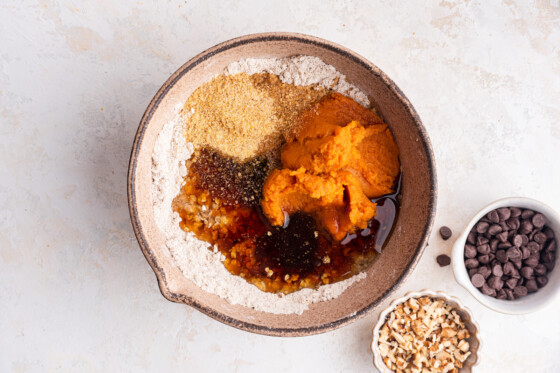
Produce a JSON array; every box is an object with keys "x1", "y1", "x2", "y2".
[
  {"x1": 262, "y1": 93, "x2": 400, "y2": 241},
  {"x1": 182, "y1": 73, "x2": 328, "y2": 161}
]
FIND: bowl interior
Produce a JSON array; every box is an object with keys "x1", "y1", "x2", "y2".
[
  {"x1": 128, "y1": 33, "x2": 437, "y2": 336},
  {"x1": 452, "y1": 197, "x2": 560, "y2": 314}
]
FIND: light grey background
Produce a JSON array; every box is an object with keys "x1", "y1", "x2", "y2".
[{"x1": 1, "y1": 0, "x2": 559, "y2": 372}]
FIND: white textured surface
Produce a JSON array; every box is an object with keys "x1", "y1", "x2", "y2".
[{"x1": 1, "y1": 1, "x2": 559, "y2": 372}]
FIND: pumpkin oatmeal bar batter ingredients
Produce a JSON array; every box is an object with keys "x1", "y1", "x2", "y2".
[{"x1": 152, "y1": 56, "x2": 390, "y2": 314}]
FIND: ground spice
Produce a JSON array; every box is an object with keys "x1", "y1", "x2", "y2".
[{"x1": 181, "y1": 73, "x2": 328, "y2": 161}]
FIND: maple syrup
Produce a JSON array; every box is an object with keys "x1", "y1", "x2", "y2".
[{"x1": 172, "y1": 147, "x2": 400, "y2": 294}]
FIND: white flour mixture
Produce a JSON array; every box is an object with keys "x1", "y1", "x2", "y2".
[{"x1": 151, "y1": 56, "x2": 368, "y2": 314}]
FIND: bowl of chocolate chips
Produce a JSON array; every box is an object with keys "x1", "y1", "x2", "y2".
[{"x1": 452, "y1": 197, "x2": 560, "y2": 314}]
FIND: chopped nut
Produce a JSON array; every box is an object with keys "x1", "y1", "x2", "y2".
[
  {"x1": 392, "y1": 331, "x2": 406, "y2": 345},
  {"x1": 457, "y1": 329, "x2": 470, "y2": 340},
  {"x1": 376, "y1": 297, "x2": 472, "y2": 373},
  {"x1": 441, "y1": 328, "x2": 457, "y2": 338}
]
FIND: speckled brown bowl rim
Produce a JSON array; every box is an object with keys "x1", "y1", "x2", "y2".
[{"x1": 127, "y1": 32, "x2": 437, "y2": 336}]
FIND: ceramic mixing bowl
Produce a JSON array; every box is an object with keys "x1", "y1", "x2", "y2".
[{"x1": 128, "y1": 32, "x2": 437, "y2": 336}]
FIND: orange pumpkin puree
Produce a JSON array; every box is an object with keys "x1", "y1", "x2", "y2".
[{"x1": 261, "y1": 93, "x2": 400, "y2": 241}]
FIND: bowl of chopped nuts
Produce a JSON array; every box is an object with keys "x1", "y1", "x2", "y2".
[
  {"x1": 371, "y1": 290, "x2": 480, "y2": 373},
  {"x1": 452, "y1": 197, "x2": 560, "y2": 314}
]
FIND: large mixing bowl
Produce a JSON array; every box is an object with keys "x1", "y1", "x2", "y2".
[{"x1": 128, "y1": 32, "x2": 437, "y2": 336}]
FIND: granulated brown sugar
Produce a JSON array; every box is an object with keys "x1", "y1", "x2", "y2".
[{"x1": 182, "y1": 73, "x2": 328, "y2": 161}]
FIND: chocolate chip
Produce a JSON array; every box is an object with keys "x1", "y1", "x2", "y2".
[
  {"x1": 478, "y1": 265, "x2": 492, "y2": 279},
  {"x1": 439, "y1": 226, "x2": 452, "y2": 240},
  {"x1": 476, "y1": 236, "x2": 489, "y2": 245},
  {"x1": 499, "y1": 222, "x2": 510, "y2": 232},
  {"x1": 498, "y1": 207, "x2": 512, "y2": 221},
  {"x1": 477, "y1": 244, "x2": 490, "y2": 255},
  {"x1": 520, "y1": 220, "x2": 533, "y2": 235},
  {"x1": 527, "y1": 241, "x2": 540, "y2": 253},
  {"x1": 478, "y1": 254, "x2": 491, "y2": 264},
  {"x1": 465, "y1": 258, "x2": 479, "y2": 269},
  {"x1": 524, "y1": 254, "x2": 540, "y2": 268},
  {"x1": 520, "y1": 234, "x2": 529, "y2": 246},
  {"x1": 487, "y1": 210, "x2": 500, "y2": 223},
  {"x1": 545, "y1": 240, "x2": 557, "y2": 252},
  {"x1": 513, "y1": 286, "x2": 528, "y2": 298},
  {"x1": 521, "y1": 266, "x2": 534, "y2": 279},
  {"x1": 544, "y1": 261, "x2": 555, "y2": 272},
  {"x1": 510, "y1": 207, "x2": 522, "y2": 217},
  {"x1": 534, "y1": 232, "x2": 547, "y2": 244},
  {"x1": 529, "y1": 229, "x2": 537, "y2": 241},
  {"x1": 496, "y1": 231, "x2": 509, "y2": 243},
  {"x1": 487, "y1": 224, "x2": 502, "y2": 235},
  {"x1": 491, "y1": 264, "x2": 503, "y2": 277},
  {"x1": 465, "y1": 244, "x2": 477, "y2": 258},
  {"x1": 505, "y1": 288, "x2": 514, "y2": 300},
  {"x1": 522, "y1": 246, "x2": 531, "y2": 260},
  {"x1": 513, "y1": 234, "x2": 523, "y2": 247},
  {"x1": 498, "y1": 241, "x2": 512, "y2": 249},
  {"x1": 513, "y1": 259, "x2": 522, "y2": 269},
  {"x1": 467, "y1": 231, "x2": 476, "y2": 245},
  {"x1": 544, "y1": 227, "x2": 555, "y2": 240},
  {"x1": 471, "y1": 273, "x2": 485, "y2": 288},
  {"x1": 481, "y1": 283, "x2": 496, "y2": 296},
  {"x1": 532, "y1": 213, "x2": 546, "y2": 228},
  {"x1": 496, "y1": 289, "x2": 507, "y2": 299},
  {"x1": 468, "y1": 268, "x2": 478, "y2": 278},
  {"x1": 521, "y1": 209, "x2": 535, "y2": 219},
  {"x1": 506, "y1": 217, "x2": 520, "y2": 231},
  {"x1": 476, "y1": 221, "x2": 489, "y2": 234},
  {"x1": 436, "y1": 254, "x2": 451, "y2": 267},
  {"x1": 505, "y1": 277, "x2": 518, "y2": 289},
  {"x1": 507, "y1": 247, "x2": 522, "y2": 262},
  {"x1": 541, "y1": 251, "x2": 555, "y2": 263},
  {"x1": 496, "y1": 250, "x2": 508, "y2": 263},
  {"x1": 503, "y1": 262, "x2": 515, "y2": 275},
  {"x1": 536, "y1": 276, "x2": 548, "y2": 288},
  {"x1": 526, "y1": 279, "x2": 538, "y2": 293},
  {"x1": 534, "y1": 263, "x2": 548, "y2": 276},
  {"x1": 488, "y1": 275, "x2": 504, "y2": 290},
  {"x1": 490, "y1": 238, "x2": 499, "y2": 251}
]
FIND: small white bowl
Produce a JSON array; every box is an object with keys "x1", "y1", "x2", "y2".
[
  {"x1": 452, "y1": 197, "x2": 560, "y2": 314},
  {"x1": 371, "y1": 290, "x2": 481, "y2": 373}
]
